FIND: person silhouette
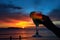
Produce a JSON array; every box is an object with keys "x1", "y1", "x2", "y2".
[{"x1": 30, "y1": 11, "x2": 60, "y2": 38}]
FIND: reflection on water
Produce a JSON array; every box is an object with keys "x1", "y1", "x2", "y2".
[{"x1": 0, "y1": 28, "x2": 59, "y2": 40}]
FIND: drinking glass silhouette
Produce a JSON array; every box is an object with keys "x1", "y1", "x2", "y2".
[{"x1": 30, "y1": 12, "x2": 43, "y2": 37}]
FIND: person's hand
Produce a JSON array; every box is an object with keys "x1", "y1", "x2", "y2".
[
  {"x1": 42, "y1": 15, "x2": 60, "y2": 38},
  {"x1": 42, "y1": 15, "x2": 54, "y2": 29},
  {"x1": 30, "y1": 11, "x2": 60, "y2": 37}
]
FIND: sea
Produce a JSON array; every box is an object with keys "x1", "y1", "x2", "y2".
[{"x1": 0, "y1": 25, "x2": 60, "y2": 40}]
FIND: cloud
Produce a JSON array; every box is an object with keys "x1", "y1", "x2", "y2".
[
  {"x1": 49, "y1": 8, "x2": 60, "y2": 21},
  {"x1": 0, "y1": 12, "x2": 30, "y2": 23},
  {"x1": 0, "y1": 4, "x2": 22, "y2": 9},
  {"x1": 0, "y1": 4, "x2": 29, "y2": 23}
]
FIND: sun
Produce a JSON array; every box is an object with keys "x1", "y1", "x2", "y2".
[
  {"x1": 22, "y1": 26, "x2": 24, "y2": 28},
  {"x1": 16, "y1": 21, "x2": 34, "y2": 28},
  {"x1": 18, "y1": 22, "x2": 29, "y2": 28}
]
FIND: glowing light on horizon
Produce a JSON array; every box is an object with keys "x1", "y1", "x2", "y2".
[
  {"x1": 53, "y1": 21, "x2": 60, "y2": 25},
  {"x1": 0, "y1": 18, "x2": 60, "y2": 28},
  {"x1": 16, "y1": 21, "x2": 35, "y2": 28}
]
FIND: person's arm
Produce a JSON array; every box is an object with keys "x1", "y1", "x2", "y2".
[
  {"x1": 42, "y1": 15, "x2": 60, "y2": 38},
  {"x1": 45, "y1": 22, "x2": 60, "y2": 37}
]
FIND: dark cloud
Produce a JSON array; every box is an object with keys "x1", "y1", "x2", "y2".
[
  {"x1": 0, "y1": 12, "x2": 29, "y2": 23},
  {"x1": 0, "y1": 4, "x2": 22, "y2": 9},
  {"x1": 0, "y1": 4, "x2": 28, "y2": 23},
  {"x1": 0, "y1": 4, "x2": 23, "y2": 13},
  {"x1": 49, "y1": 8, "x2": 60, "y2": 21}
]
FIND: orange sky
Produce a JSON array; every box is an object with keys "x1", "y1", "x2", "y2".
[
  {"x1": 0, "y1": 12, "x2": 59, "y2": 28},
  {"x1": 0, "y1": 17, "x2": 36, "y2": 28},
  {"x1": 0, "y1": 16, "x2": 59, "y2": 28}
]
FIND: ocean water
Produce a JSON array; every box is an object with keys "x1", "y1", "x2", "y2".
[{"x1": 0, "y1": 27, "x2": 60, "y2": 40}]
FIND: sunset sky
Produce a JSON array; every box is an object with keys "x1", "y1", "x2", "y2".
[{"x1": 0, "y1": 0, "x2": 60, "y2": 28}]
